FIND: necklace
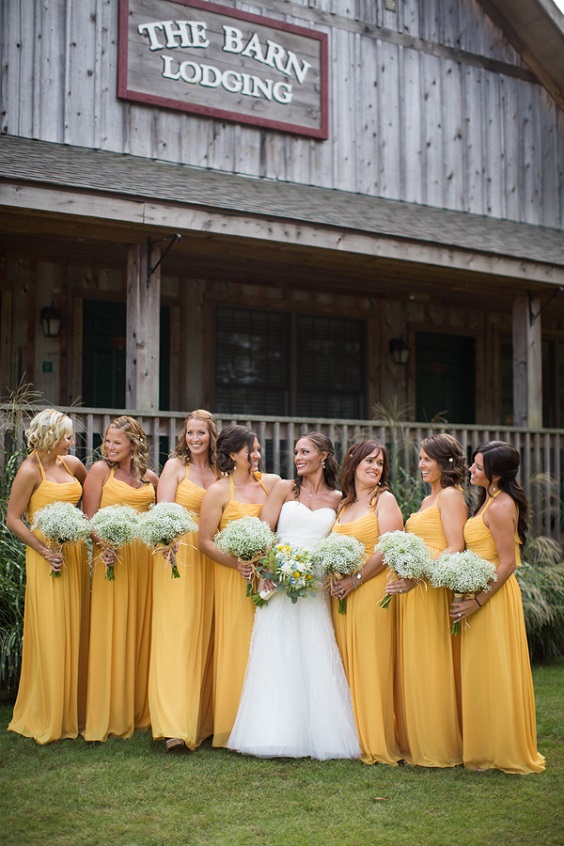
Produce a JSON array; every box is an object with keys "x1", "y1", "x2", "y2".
[{"x1": 302, "y1": 484, "x2": 317, "y2": 499}]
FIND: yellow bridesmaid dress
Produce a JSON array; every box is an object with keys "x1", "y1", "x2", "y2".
[
  {"x1": 332, "y1": 511, "x2": 400, "y2": 765},
  {"x1": 83, "y1": 469, "x2": 154, "y2": 741},
  {"x1": 149, "y1": 466, "x2": 214, "y2": 747},
  {"x1": 8, "y1": 455, "x2": 90, "y2": 744},
  {"x1": 211, "y1": 475, "x2": 266, "y2": 747},
  {"x1": 395, "y1": 494, "x2": 462, "y2": 766},
  {"x1": 461, "y1": 498, "x2": 545, "y2": 773}
]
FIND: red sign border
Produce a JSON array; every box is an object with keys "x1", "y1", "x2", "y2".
[{"x1": 117, "y1": 0, "x2": 329, "y2": 139}]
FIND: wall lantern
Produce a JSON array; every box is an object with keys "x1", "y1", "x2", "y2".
[
  {"x1": 389, "y1": 337, "x2": 409, "y2": 365},
  {"x1": 40, "y1": 302, "x2": 62, "y2": 338}
]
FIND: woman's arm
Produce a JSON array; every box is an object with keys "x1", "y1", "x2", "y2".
[
  {"x1": 6, "y1": 460, "x2": 47, "y2": 555},
  {"x1": 451, "y1": 494, "x2": 518, "y2": 621},
  {"x1": 259, "y1": 479, "x2": 293, "y2": 529},
  {"x1": 198, "y1": 481, "x2": 242, "y2": 572},
  {"x1": 81, "y1": 461, "x2": 109, "y2": 519},
  {"x1": 156, "y1": 458, "x2": 183, "y2": 503},
  {"x1": 331, "y1": 491, "x2": 403, "y2": 599},
  {"x1": 438, "y1": 486, "x2": 467, "y2": 554},
  {"x1": 64, "y1": 454, "x2": 87, "y2": 485}
]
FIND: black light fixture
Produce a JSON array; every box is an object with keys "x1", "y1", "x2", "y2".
[
  {"x1": 40, "y1": 302, "x2": 62, "y2": 338},
  {"x1": 389, "y1": 337, "x2": 409, "y2": 365}
]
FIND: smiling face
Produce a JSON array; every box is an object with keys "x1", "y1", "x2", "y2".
[
  {"x1": 469, "y1": 452, "x2": 489, "y2": 489},
  {"x1": 104, "y1": 427, "x2": 133, "y2": 466},
  {"x1": 231, "y1": 437, "x2": 261, "y2": 474},
  {"x1": 185, "y1": 418, "x2": 210, "y2": 457},
  {"x1": 418, "y1": 448, "x2": 442, "y2": 486},
  {"x1": 355, "y1": 447, "x2": 384, "y2": 489},
  {"x1": 294, "y1": 437, "x2": 327, "y2": 478},
  {"x1": 53, "y1": 431, "x2": 74, "y2": 456}
]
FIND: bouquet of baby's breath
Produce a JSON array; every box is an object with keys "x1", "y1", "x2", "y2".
[
  {"x1": 31, "y1": 501, "x2": 91, "y2": 577},
  {"x1": 428, "y1": 550, "x2": 498, "y2": 634},
  {"x1": 311, "y1": 534, "x2": 366, "y2": 614},
  {"x1": 375, "y1": 530, "x2": 432, "y2": 608},
  {"x1": 214, "y1": 516, "x2": 277, "y2": 601},
  {"x1": 259, "y1": 543, "x2": 319, "y2": 605},
  {"x1": 137, "y1": 502, "x2": 198, "y2": 578},
  {"x1": 90, "y1": 504, "x2": 141, "y2": 580}
]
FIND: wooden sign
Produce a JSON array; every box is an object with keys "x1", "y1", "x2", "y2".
[{"x1": 118, "y1": 0, "x2": 328, "y2": 138}]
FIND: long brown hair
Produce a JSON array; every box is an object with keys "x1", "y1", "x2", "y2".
[
  {"x1": 473, "y1": 441, "x2": 528, "y2": 544},
  {"x1": 339, "y1": 440, "x2": 390, "y2": 512},
  {"x1": 292, "y1": 431, "x2": 340, "y2": 497}
]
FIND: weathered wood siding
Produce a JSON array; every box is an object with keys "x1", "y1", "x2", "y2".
[{"x1": 1, "y1": 0, "x2": 562, "y2": 228}]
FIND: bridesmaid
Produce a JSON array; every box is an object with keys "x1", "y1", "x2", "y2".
[
  {"x1": 198, "y1": 425, "x2": 279, "y2": 747},
  {"x1": 386, "y1": 433, "x2": 467, "y2": 767},
  {"x1": 7, "y1": 409, "x2": 90, "y2": 743},
  {"x1": 82, "y1": 416, "x2": 158, "y2": 741},
  {"x1": 150, "y1": 410, "x2": 220, "y2": 752},
  {"x1": 451, "y1": 441, "x2": 545, "y2": 773},
  {"x1": 329, "y1": 440, "x2": 403, "y2": 765}
]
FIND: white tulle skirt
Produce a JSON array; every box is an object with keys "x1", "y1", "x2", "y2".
[{"x1": 227, "y1": 588, "x2": 361, "y2": 760}]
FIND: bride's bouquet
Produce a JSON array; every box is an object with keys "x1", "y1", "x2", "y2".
[
  {"x1": 137, "y1": 502, "x2": 198, "y2": 578},
  {"x1": 375, "y1": 530, "x2": 432, "y2": 608},
  {"x1": 89, "y1": 504, "x2": 141, "y2": 580},
  {"x1": 428, "y1": 550, "x2": 497, "y2": 634},
  {"x1": 31, "y1": 501, "x2": 91, "y2": 577},
  {"x1": 260, "y1": 543, "x2": 319, "y2": 604},
  {"x1": 214, "y1": 516, "x2": 277, "y2": 602},
  {"x1": 311, "y1": 534, "x2": 366, "y2": 614}
]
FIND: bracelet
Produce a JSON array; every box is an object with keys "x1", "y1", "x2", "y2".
[
  {"x1": 351, "y1": 572, "x2": 362, "y2": 590},
  {"x1": 475, "y1": 596, "x2": 482, "y2": 607},
  {"x1": 350, "y1": 575, "x2": 358, "y2": 590}
]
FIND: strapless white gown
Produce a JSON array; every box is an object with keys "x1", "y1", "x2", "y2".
[{"x1": 227, "y1": 501, "x2": 361, "y2": 759}]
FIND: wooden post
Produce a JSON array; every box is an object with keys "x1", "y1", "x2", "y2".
[
  {"x1": 512, "y1": 294, "x2": 542, "y2": 428},
  {"x1": 126, "y1": 242, "x2": 160, "y2": 413}
]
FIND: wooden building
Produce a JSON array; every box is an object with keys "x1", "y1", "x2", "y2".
[{"x1": 1, "y1": 0, "x2": 563, "y2": 434}]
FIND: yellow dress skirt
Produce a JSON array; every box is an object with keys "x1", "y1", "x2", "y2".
[
  {"x1": 8, "y1": 461, "x2": 90, "y2": 744},
  {"x1": 83, "y1": 470, "x2": 154, "y2": 741},
  {"x1": 461, "y1": 503, "x2": 545, "y2": 773},
  {"x1": 149, "y1": 466, "x2": 214, "y2": 747},
  {"x1": 395, "y1": 502, "x2": 462, "y2": 766},
  {"x1": 211, "y1": 478, "x2": 262, "y2": 747},
  {"x1": 331, "y1": 512, "x2": 400, "y2": 765}
]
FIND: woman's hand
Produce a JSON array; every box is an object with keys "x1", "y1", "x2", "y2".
[
  {"x1": 330, "y1": 576, "x2": 355, "y2": 601},
  {"x1": 385, "y1": 577, "x2": 416, "y2": 595},
  {"x1": 101, "y1": 547, "x2": 117, "y2": 565},
  {"x1": 450, "y1": 596, "x2": 481, "y2": 622},
  {"x1": 43, "y1": 547, "x2": 64, "y2": 574},
  {"x1": 237, "y1": 559, "x2": 255, "y2": 581}
]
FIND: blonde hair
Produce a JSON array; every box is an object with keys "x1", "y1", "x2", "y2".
[
  {"x1": 26, "y1": 408, "x2": 73, "y2": 452},
  {"x1": 101, "y1": 415, "x2": 150, "y2": 481}
]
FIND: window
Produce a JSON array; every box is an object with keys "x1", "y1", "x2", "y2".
[{"x1": 215, "y1": 307, "x2": 365, "y2": 418}]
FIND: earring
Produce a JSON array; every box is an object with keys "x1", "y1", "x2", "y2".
[
  {"x1": 233, "y1": 462, "x2": 237, "y2": 471},
  {"x1": 321, "y1": 459, "x2": 326, "y2": 469}
]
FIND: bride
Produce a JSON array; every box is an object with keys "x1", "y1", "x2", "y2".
[{"x1": 227, "y1": 432, "x2": 360, "y2": 760}]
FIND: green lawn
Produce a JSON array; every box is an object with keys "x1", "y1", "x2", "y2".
[{"x1": 0, "y1": 663, "x2": 562, "y2": 846}]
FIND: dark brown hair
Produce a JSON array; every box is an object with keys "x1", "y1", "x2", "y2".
[
  {"x1": 420, "y1": 433, "x2": 467, "y2": 488},
  {"x1": 473, "y1": 441, "x2": 528, "y2": 544},
  {"x1": 339, "y1": 440, "x2": 391, "y2": 512},
  {"x1": 216, "y1": 424, "x2": 257, "y2": 475},
  {"x1": 293, "y1": 431, "x2": 339, "y2": 496}
]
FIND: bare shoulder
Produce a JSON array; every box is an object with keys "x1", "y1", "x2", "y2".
[
  {"x1": 440, "y1": 485, "x2": 465, "y2": 502},
  {"x1": 259, "y1": 472, "x2": 281, "y2": 492},
  {"x1": 203, "y1": 475, "x2": 230, "y2": 502},
  {"x1": 329, "y1": 489, "x2": 343, "y2": 508},
  {"x1": 145, "y1": 469, "x2": 159, "y2": 486},
  {"x1": 12, "y1": 455, "x2": 41, "y2": 487},
  {"x1": 488, "y1": 492, "x2": 518, "y2": 524},
  {"x1": 86, "y1": 460, "x2": 111, "y2": 481}
]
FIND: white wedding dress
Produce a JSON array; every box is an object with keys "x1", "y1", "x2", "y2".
[{"x1": 227, "y1": 500, "x2": 361, "y2": 759}]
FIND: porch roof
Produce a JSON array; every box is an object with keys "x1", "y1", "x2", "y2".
[{"x1": 1, "y1": 134, "x2": 563, "y2": 270}]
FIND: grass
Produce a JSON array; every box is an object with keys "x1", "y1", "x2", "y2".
[{"x1": 0, "y1": 664, "x2": 562, "y2": 846}]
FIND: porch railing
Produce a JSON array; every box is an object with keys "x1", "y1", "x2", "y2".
[{"x1": 1, "y1": 407, "x2": 562, "y2": 542}]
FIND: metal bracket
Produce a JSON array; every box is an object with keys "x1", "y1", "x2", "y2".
[
  {"x1": 528, "y1": 286, "x2": 564, "y2": 325},
  {"x1": 146, "y1": 234, "x2": 181, "y2": 287}
]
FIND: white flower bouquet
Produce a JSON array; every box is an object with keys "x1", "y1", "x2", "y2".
[
  {"x1": 89, "y1": 504, "x2": 141, "y2": 580},
  {"x1": 31, "y1": 501, "x2": 91, "y2": 578},
  {"x1": 428, "y1": 550, "x2": 498, "y2": 634},
  {"x1": 137, "y1": 502, "x2": 198, "y2": 578},
  {"x1": 311, "y1": 534, "x2": 366, "y2": 614},
  {"x1": 375, "y1": 530, "x2": 432, "y2": 608},
  {"x1": 214, "y1": 516, "x2": 277, "y2": 602},
  {"x1": 259, "y1": 543, "x2": 319, "y2": 605}
]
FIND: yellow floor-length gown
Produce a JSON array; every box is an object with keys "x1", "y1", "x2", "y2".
[
  {"x1": 83, "y1": 469, "x2": 154, "y2": 741},
  {"x1": 461, "y1": 498, "x2": 545, "y2": 773},
  {"x1": 395, "y1": 495, "x2": 462, "y2": 766},
  {"x1": 211, "y1": 475, "x2": 267, "y2": 747},
  {"x1": 149, "y1": 466, "x2": 214, "y2": 747},
  {"x1": 332, "y1": 511, "x2": 400, "y2": 765},
  {"x1": 8, "y1": 455, "x2": 90, "y2": 744}
]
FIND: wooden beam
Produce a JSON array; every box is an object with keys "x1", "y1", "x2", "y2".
[
  {"x1": 126, "y1": 243, "x2": 160, "y2": 413},
  {"x1": 512, "y1": 294, "x2": 542, "y2": 427}
]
